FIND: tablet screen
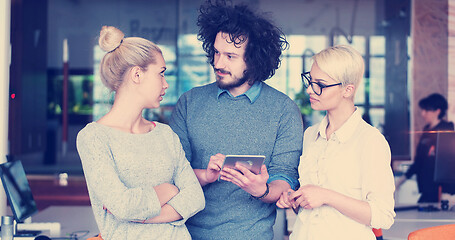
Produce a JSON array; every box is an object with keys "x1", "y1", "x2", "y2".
[{"x1": 220, "y1": 155, "x2": 265, "y2": 176}]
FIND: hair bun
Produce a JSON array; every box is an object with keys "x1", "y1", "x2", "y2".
[{"x1": 99, "y1": 26, "x2": 125, "y2": 53}]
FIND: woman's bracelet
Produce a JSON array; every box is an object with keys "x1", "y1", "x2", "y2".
[{"x1": 251, "y1": 183, "x2": 270, "y2": 200}]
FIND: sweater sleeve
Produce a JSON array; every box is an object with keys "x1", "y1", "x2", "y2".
[
  {"x1": 267, "y1": 99, "x2": 303, "y2": 189},
  {"x1": 361, "y1": 131, "x2": 396, "y2": 229},
  {"x1": 166, "y1": 132, "x2": 205, "y2": 226},
  {"x1": 76, "y1": 127, "x2": 162, "y2": 221},
  {"x1": 169, "y1": 92, "x2": 193, "y2": 163}
]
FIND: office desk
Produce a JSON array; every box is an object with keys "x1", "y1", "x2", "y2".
[
  {"x1": 31, "y1": 206, "x2": 98, "y2": 240},
  {"x1": 383, "y1": 209, "x2": 455, "y2": 240}
]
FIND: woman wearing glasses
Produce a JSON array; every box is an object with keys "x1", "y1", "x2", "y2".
[{"x1": 277, "y1": 45, "x2": 395, "y2": 240}]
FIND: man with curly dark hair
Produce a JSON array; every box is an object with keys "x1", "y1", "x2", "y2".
[{"x1": 169, "y1": 1, "x2": 303, "y2": 239}]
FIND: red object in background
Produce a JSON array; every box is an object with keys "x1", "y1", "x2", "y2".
[
  {"x1": 63, "y1": 62, "x2": 68, "y2": 142},
  {"x1": 10, "y1": 93, "x2": 15, "y2": 99},
  {"x1": 62, "y1": 39, "x2": 69, "y2": 156},
  {"x1": 372, "y1": 228, "x2": 383, "y2": 240}
]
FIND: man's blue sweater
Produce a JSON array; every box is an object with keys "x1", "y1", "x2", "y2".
[{"x1": 169, "y1": 82, "x2": 303, "y2": 240}]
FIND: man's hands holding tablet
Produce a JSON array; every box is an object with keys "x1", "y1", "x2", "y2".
[
  {"x1": 204, "y1": 154, "x2": 269, "y2": 198},
  {"x1": 219, "y1": 155, "x2": 265, "y2": 176}
]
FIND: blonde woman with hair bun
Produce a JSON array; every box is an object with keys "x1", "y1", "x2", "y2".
[
  {"x1": 76, "y1": 26, "x2": 205, "y2": 240},
  {"x1": 277, "y1": 45, "x2": 395, "y2": 240}
]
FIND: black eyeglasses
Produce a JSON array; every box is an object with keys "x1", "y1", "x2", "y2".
[{"x1": 301, "y1": 72, "x2": 342, "y2": 96}]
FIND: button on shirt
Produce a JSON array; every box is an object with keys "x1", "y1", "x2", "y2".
[{"x1": 291, "y1": 109, "x2": 395, "y2": 240}]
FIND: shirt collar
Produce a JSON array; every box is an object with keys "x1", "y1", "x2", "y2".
[
  {"x1": 316, "y1": 116, "x2": 329, "y2": 140},
  {"x1": 217, "y1": 81, "x2": 263, "y2": 104},
  {"x1": 316, "y1": 108, "x2": 362, "y2": 143}
]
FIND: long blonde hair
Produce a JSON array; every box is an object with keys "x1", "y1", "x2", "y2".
[{"x1": 98, "y1": 26, "x2": 162, "y2": 91}]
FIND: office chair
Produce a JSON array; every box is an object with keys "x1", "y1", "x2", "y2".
[{"x1": 408, "y1": 224, "x2": 455, "y2": 240}]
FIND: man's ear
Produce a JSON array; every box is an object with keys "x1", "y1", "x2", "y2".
[
  {"x1": 435, "y1": 108, "x2": 441, "y2": 117},
  {"x1": 129, "y1": 66, "x2": 142, "y2": 84},
  {"x1": 343, "y1": 84, "x2": 356, "y2": 98}
]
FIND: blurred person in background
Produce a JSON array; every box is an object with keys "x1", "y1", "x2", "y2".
[{"x1": 396, "y1": 93, "x2": 455, "y2": 203}]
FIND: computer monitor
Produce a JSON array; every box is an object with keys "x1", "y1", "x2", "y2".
[
  {"x1": 0, "y1": 160, "x2": 38, "y2": 223},
  {"x1": 434, "y1": 131, "x2": 455, "y2": 184}
]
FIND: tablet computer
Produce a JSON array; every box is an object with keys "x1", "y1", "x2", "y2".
[{"x1": 218, "y1": 155, "x2": 265, "y2": 181}]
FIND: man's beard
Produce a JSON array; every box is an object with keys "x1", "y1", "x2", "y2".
[{"x1": 215, "y1": 68, "x2": 248, "y2": 90}]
